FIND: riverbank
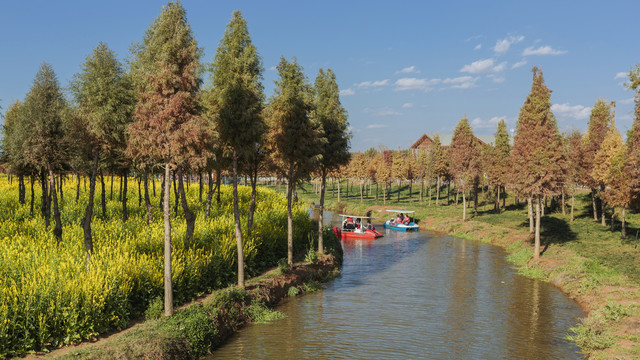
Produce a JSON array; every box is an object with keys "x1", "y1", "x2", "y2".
[
  {"x1": 28, "y1": 253, "x2": 341, "y2": 360},
  {"x1": 292, "y1": 182, "x2": 640, "y2": 359}
]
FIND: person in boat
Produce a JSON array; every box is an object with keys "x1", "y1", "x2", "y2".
[
  {"x1": 403, "y1": 215, "x2": 410, "y2": 225},
  {"x1": 355, "y1": 218, "x2": 361, "y2": 229},
  {"x1": 396, "y1": 214, "x2": 403, "y2": 224},
  {"x1": 367, "y1": 219, "x2": 375, "y2": 231},
  {"x1": 344, "y1": 217, "x2": 355, "y2": 230}
]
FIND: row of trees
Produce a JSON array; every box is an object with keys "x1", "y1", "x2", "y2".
[
  {"x1": 1, "y1": 3, "x2": 351, "y2": 315},
  {"x1": 335, "y1": 66, "x2": 640, "y2": 261}
]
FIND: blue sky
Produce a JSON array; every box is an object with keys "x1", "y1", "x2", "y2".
[{"x1": 1, "y1": 0, "x2": 639, "y2": 151}]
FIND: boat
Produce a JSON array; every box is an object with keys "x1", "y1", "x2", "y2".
[
  {"x1": 383, "y1": 210, "x2": 419, "y2": 231},
  {"x1": 333, "y1": 214, "x2": 383, "y2": 240}
]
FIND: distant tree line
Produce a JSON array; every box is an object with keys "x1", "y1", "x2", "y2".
[{"x1": 0, "y1": 3, "x2": 351, "y2": 316}]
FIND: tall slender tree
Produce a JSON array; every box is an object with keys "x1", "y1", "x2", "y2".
[
  {"x1": 432, "y1": 134, "x2": 447, "y2": 205},
  {"x1": 448, "y1": 117, "x2": 480, "y2": 220},
  {"x1": 267, "y1": 57, "x2": 319, "y2": 266},
  {"x1": 312, "y1": 68, "x2": 350, "y2": 254},
  {"x1": 510, "y1": 67, "x2": 566, "y2": 260},
  {"x1": 208, "y1": 11, "x2": 265, "y2": 287},
  {"x1": 72, "y1": 42, "x2": 134, "y2": 262},
  {"x1": 127, "y1": 2, "x2": 202, "y2": 316}
]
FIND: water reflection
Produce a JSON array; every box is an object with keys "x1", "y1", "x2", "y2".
[{"x1": 212, "y1": 222, "x2": 585, "y2": 360}]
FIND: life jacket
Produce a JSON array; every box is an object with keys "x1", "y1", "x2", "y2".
[
  {"x1": 346, "y1": 217, "x2": 353, "y2": 224},
  {"x1": 403, "y1": 217, "x2": 410, "y2": 224}
]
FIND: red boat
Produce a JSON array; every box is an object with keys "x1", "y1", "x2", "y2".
[{"x1": 333, "y1": 215, "x2": 383, "y2": 240}]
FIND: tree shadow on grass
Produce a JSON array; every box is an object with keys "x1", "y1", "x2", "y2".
[{"x1": 539, "y1": 216, "x2": 577, "y2": 255}]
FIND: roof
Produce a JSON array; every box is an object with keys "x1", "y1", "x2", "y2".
[{"x1": 410, "y1": 134, "x2": 435, "y2": 149}]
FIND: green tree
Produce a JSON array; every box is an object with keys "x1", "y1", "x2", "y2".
[
  {"x1": 591, "y1": 118, "x2": 622, "y2": 227},
  {"x1": 565, "y1": 130, "x2": 583, "y2": 222},
  {"x1": 22, "y1": 63, "x2": 68, "y2": 244},
  {"x1": 488, "y1": 119, "x2": 510, "y2": 212},
  {"x1": 431, "y1": 134, "x2": 448, "y2": 205},
  {"x1": 510, "y1": 67, "x2": 566, "y2": 260},
  {"x1": 127, "y1": 2, "x2": 203, "y2": 316},
  {"x1": 624, "y1": 65, "x2": 640, "y2": 232},
  {"x1": 448, "y1": 117, "x2": 480, "y2": 220},
  {"x1": 72, "y1": 42, "x2": 135, "y2": 262},
  {"x1": 313, "y1": 68, "x2": 350, "y2": 254},
  {"x1": 1, "y1": 101, "x2": 30, "y2": 204},
  {"x1": 209, "y1": 10, "x2": 265, "y2": 287},
  {"x1": 267, "y1": 57, "x2": 319, "y2": 266}
]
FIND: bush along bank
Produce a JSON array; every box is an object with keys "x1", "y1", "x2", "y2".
[
  {"x1": 357, "y1": 205, "x2": 640, "y2": 360},
  {"x1": 52, "y1": 248, "x2": 341, "y2": 360}
]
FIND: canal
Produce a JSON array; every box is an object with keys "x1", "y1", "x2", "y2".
[{"x1": 213, "y1": 214, "x2": 585, "y2": 359}]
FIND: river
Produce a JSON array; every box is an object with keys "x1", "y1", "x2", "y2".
[{"x1": 212, "y1": 213, "x2": 585, "y2": 359}]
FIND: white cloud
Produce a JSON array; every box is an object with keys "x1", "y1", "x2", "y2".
[
  {"x1": 394, "y1": 77, "x2": 440, "y2": 91},
  {"x1": 396, "y1": 66, "x2": 420, "y2": 74},
  {"x1": 512, "y1": 59, "x2": 527, "y2": 69},
  {"x1": 402, "y1": 103, "x2": 414, "y2": 108},
  {"x1": 460, "y1": 58, "x2": 495, "y2": 74},
  {"x1": 443, "y1": 76, "x2": 479, "y2": 89},
  {"x1": 356, "y1": 79, "x2": 390, "y2": 88},
  {"x1": 340, "y1": 88, "x2": 355, "y2": 96},
  {"x1": 492, "y1": 61, "x2": 507, "y2": 72},
  {"x1": 619, "y1": 98, "x2": 635, "y2": 105},
  {"x1": 552, "y1": 103, "x2": 591, "y2": 120},
  {"x1": 614, "y1": 72, "x2": 627, "y2": 80},
  {"x1": 366, "y1": 124, "x2": 389, "y2": 129},
  {"x1": 364, "y1": 107, "x2": 402, "y2": 117},
  {"x1": 493, "y1": 35, "x2": 524, "y2": 54},
  {"x1": 490, "y1": 76, "x2": 505, "y2": 83},
  {"x1": 474, "y1": 44, "x2": 482, "y2": 50},
  {"x1": 522, "y1": 46, "x2": 567, "y2": 56},
  {"x1": 471, "y1": 116, "x2": 505, "y2": 129},
  {"x1": 267, "y1": 66, "x2": 276, "y2": 71}
]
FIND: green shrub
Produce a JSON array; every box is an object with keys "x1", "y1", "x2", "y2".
[
  {"x1": 144, "y1": 297, "x2": 164, "y2": 320},
  {"x1": 246, "y1": 299, "x2": 285, "y2": 324},
  {"x1": 287, "y1": 286, "x2": 300, "y2": 297}
]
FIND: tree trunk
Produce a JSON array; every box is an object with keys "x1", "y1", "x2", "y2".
[
  {"x1": 286, "y1": 164, "x2": 294, "y2": 267},
  {"x1": 177, "y1": 167, "x2": 195, "y2": 241},
  {"x1": 611, "y1": 209, "x2": 616, "y2": 231},
  {"x1": 436, "y1": 176, "x2": 440, "y2": 205},
  {"x1": 76, "y1": 173, "x2": 81, "y2": 203},
  {"x1": 18, "y1": 174, "x2": 25, "y2": 204},
  {"x1": 118, "y1": 175, "x2": 122, "y2": 201},
  {"x1": 110, "y1": 174, "x2": 113, "y2": 200},
  {"x1": 81, "y1": 153, "x2": 99, "y2": 263},
  {"x1": 428, "y1": 180, "x2": 432, "y2": 206},
  {"x1": 601, "y1": 192, "x2": 606, "y2": 226},
  {"x1": 495, "y1": 186, "x2": 501, "y2": 213},
  {"x1": 462, "y1": 191, "x2": 466, "y2": 221},
  {"x1": 502, "y1": 187, "x2": 506, "y2": 209},
  {"x1": 621, "y1": 207, "x2": 626, "y2": 238},
  {"x1": 138, "y1": 176, "x2": 142, "y2": 208},
  {"x1": 152, "y1": 174, "x2": 156, "y2": 197},
  {"x1": 570, "y1": 193, "x2": 575, "y2": 222},
  {"x1": 446, "y1": 180, "x2": 451, "y2": 205},
  {"x1": 30, "y1": 174, "x2": 35, "y2": 216},
  {"x1": 216, "y1": 168, "x2": 221, "y2": 204},
  {"x1": 48, "y1": 166, "x2": 62, "y2": 245},
  {"x1": 247, "y1": 164, "x2": 258, "y2": 237},
  {"x1": 159, "y1": 175, "x2": 165, "y2": 211},
  {"x1": 41, "y1": 169, "x2": 50, "y2": 228},
  {"x1": 528, "y1": 197, "x2": 534, "y2": 234},
  {"x1": 199, "y1": 172, "x2": 203, "y2": 203},
  {"x1": 318, "y1": 169, "x2": 327, "y2": 255},
  {"x1": 409, "y1": 179, "x2": 413, "y2": 201},
  {"x1": 100, "y1": 172, "x2": 107, "y2": 218},
  {"x1": 337, "y1": 178, "x2": 341, "y2": 202},
  {"x1": 173, "y1": 172, "x2": 179, "y2": 215},
  {"x1": 561, "y1": 188, "x2": 566, "y2": 216},
  {"x1": 591, "y1": 189, "x2": 598, "y2": 220},
  {"x1": 144, "y1": 170, "x2": 153, "y2": 225},
  {"x1": 163, "y1": 159, "x2": 173, "y2": 317},
  {"x1": 121, "y1": 172, "x2": 127, "y2": 222},
  {"x1": 59, "y1": 173, "x2": 63, "y2": 205},
  {"x1": 232, "y1": 152, "x2": 245, "y2": 288},
  {"x1": 534, "y1": 197, "x2": 541, "y2": 261},
  {"x1": 473, "y1": 183, "x2": 478, "y2": 215}
]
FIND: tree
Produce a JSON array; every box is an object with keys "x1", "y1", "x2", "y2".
[
  {"x1": 127, "y1": 2, "x2": 203, "y2": 316},
  {"x1": 432, "y1": 134, "x2": 448, "y2": 205},
  {"x1": 448, "y1": 117, "x2": 480, "y2": 220},
  {"x1": 1, "y1": 101, "x2": 31, "y2": 205},
  {"x1": 510, "y1": 67, "x2": 566, "y2": 260},
  {"x1": 623, "y1": 65, "x2": 640, "y2": 233},
  {"x1": 22, "y1": 63, "x2": 68, "y2": 244},
  {"x1": 591, "y1": 117, "x2": 622, "y2": 227},
  {"x1": 487, "y1": 119, "x2": 510, "y2": 212},
  {"x1": 565, "y1": 130, "x2": 583, "y2": 222},
  {"x1": 581, "y1": 99, "x2": 614, "y2": 222},
  {"x1": 267, "y1": 57, "x2": 319, "y2": 266},
  {"x1": 209, "y1": 10, "x2": 265, "y2": 287},
  {"x1": 71, "y1": 42, "x2": 135, "y2": 262},
  {"x1": 313, "y1": 68, "x2": 350, "y2": 254}
]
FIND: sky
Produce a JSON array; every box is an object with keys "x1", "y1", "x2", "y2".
[{"x1": 1, "y1": 0, "x2": 639, "y2": 151}]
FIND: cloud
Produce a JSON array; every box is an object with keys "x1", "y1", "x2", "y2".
[
  {"x1": 394, "y1": 77, "x2": 440, "y2": 91},
  {"x1": 340, "y1": 88, "x2": 355, "y2": 96},
  {"x1": 366, "y1": 124, "x2": 389, "y2": 129},
  {"x1": 493, "y1": 35, "x2": 524, "y2": 54},
  {"x1": 356, "y1": 79, "x2": 390, "y2": 88},
  {"x1": 522, "y1": 46, "x2": 567, "y2": 56},
  {"x1": 614, "y1": 72, "x2": 627, "y2": 80},
  {"x1": 443, "y1": 76, "x2": 479, "y2": 89},
  {"x1": 471, "y1": 116, "x2": 506, "y2": 129},
  {"x1": 396, "y1": 66, "x2": 420, "y2": 74},
  {"x1": 551, "y1": 103, "x2": 591, "y2": 120},
  {"x1": 492, "y1": 61, "x2": 507, "y2": 72},
  {"x1": 364, "y1": 107, "x2": 402, "y2": 117},
  {"x1": 619, "y1": 98, "x2": 634, "y2": 105},
  {"x1": 512, "y1": 59, "x2": 527, "y2": 69},
  {"x1": 474, "y1": 44, "x2": 482, "y2": 50},
  {"x1": 402, "y1": 103, "x2": 414, "y2": 108},
  {"x1": 267, "y1": 66, "x2": 276, "y2": 71},
  {"x1": 460, "y1": 58, "x2": 495, "y2": 74},
  {"x1": 489, "y1": 75, "x2": 505, "y2": 83}
]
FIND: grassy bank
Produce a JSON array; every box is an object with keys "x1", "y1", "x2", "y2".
[{"x1": 284, "y1": 180, "x2": 640, "y2": 359}]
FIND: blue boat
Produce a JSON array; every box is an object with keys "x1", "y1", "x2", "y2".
[{"x1": 383, "y1": 210, "x2": 419, "y2": 231}]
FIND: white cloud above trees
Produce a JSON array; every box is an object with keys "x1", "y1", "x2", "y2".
[{"x1": 522, "y1": 46, "x2": 567, "y2": 56}]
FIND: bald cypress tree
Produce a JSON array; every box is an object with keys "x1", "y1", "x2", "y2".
[
  {"x1": 510, "y1": 67, "x2": 566, "y2": 260},
  {"x1": 313, "y1": 68, "x2": 350, "y2": 254},
  {"x1": 581, "y1": 99, "x2": 614, "y2": 221},
  {"x1": 623, "y1": 65, "x2": 640, "y2": 234},
  {"x1": 565, "y1": 130, "x2": 584, "y2": 222},
  {"x1": 432, "y1": 134, "x2": 448, "y2": 205},
  {"x1": 128, "y1": 2, "x2": 202, "y2": 316},
  {"x1": 591, "y1": 118, "x2": 622, "y2": 227},
  {"x1": 209, "y1": 10, "x2": 265, "y2": 287},
  {"x1": 449, "y1": 117, "x2": 480, "y2": 221},
  {"x1": 267, "y1": 57, "x2": 320, "y2": 266}
]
